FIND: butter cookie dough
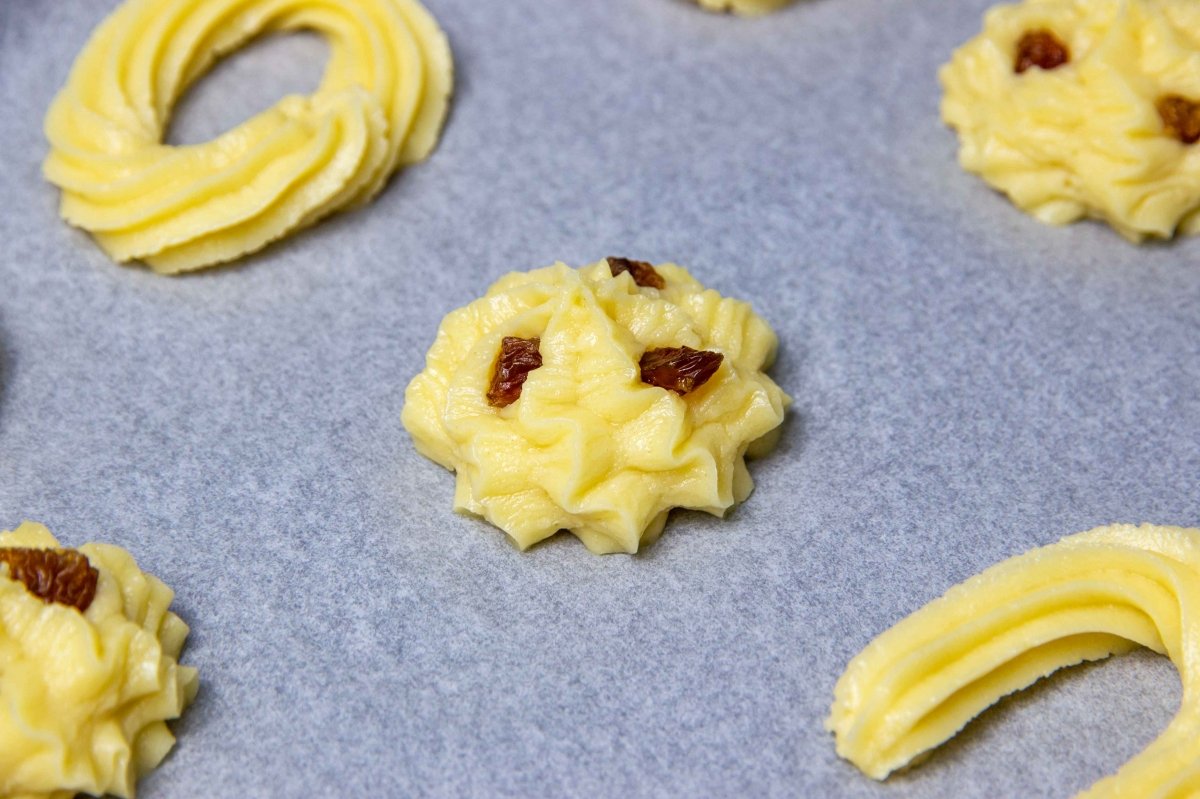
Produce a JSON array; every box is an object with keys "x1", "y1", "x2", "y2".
[
  {"x1": 940, "y1": 0, "x2": 1200, "y2": 241},
  {"x1": 0, "y1": 521, "x2": 198, "y2": 799},
  {"x1": 829, "y1": 523, "x2": 1200, "y2": 797},
  {"x1": 402, "y1": 259, "x2": 789, "y2": 555},
  {"x1": 43, "y1": 0, "x2": 453, "y2": 273},
  {"x1": 694, "y1": 0, "x2": 793, "y2": 15}
]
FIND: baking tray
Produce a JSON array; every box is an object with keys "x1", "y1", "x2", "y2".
[{"x1": 1, "y1": 0, "x2": 1198, "y2": 795}]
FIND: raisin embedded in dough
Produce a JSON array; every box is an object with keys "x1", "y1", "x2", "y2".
[
  {"x1": 1014, "y1": 29, "x2": 1070, "y2": 73},
  {"x1": 1157, "y1": 94, "x2": 1200, "y2": 144},
  {"x1": 487, "y1": 337, "x2": 543, "y2": 407},
  {"x1": 608, "y1": 257, "x2": 666, "y2": 289},
  {"x1": 0, "y1": 547, "x2": 98, "y2": 611},
  {"x1": 639, "y1": 347, "x2": 724, "y2": 395}
]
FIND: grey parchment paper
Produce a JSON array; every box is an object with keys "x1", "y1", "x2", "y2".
[{"x1": 1, "y1": 0, "x2": 1198, "y2": 796}]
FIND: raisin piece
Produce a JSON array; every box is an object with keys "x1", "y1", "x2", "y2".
[
  {"x1": 1157, "y1": 95, "x2": 1200, "y2": 145},
  {"x1": 640, "y1": 346, "x2": 724, "y2": 395},
  {"x1": 607, "y1": 257, "x2": 665, "y2": 290},
  {"x1": 487, "y1": 336, "x2": 543, "y2": 408},
  {"x1": 0, "y1": 547, "x2": 98, "y2": 612},
  {"x1": 1014, "y1": 30, "x2": 1070, "y2": 74}
]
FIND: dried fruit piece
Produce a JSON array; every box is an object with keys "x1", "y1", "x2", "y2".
[
  {"x1": 1014, "y1": 30, "x2": 1069, "y2": 74},
  {"x1": 640, "y1": 346, "x2": 724, "y2": 395},
  {"x1": 1157, "y1": 94, "x2": 1200, "y2": 145},
  {"x1": 607, "y1": 257, "x2": 665, "y2": 290},
  {"x1": 487, "y1": 336, "x2": 543, "y2": 408},
  {"x1": 0, "y1": 547, "x2": 99, "y2": 612}
]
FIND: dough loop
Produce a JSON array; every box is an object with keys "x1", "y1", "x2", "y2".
[
  {"x1": 43, "y1": 0, "x2": 453, "y2": 273},
  {"x1": 829, "y1": 523, "x2": 1200, "y2": 797}
]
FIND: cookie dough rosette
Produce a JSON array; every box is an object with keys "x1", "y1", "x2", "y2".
[
  {"x1": 940, "y1": 0, "x2": 1200, "y2": 240},
  {"x1": 0, "y1": 521, "x2": 198, "y2": 799},
  {"x1": 403, "y1": 259, "x2": 789, "y2": 554}
]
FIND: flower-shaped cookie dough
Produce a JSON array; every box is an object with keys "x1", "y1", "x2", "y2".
[
  {"x1": 402, "y1": 259, "x2": 789, "y2": 554},
  {"x1": 940, "y1": 0, "x2": 1200, "y2": 240},
  {"x1": 0, "y1": 521, "x2": 198, "y2": 799}
]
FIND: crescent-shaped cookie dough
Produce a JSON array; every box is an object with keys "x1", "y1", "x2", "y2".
[
  {"x1": 43, "y1": 0, "x2": 453, "y2": 273},
  {"x1": 940, "y1": 0, "x2": 1200, "y2": 241},
  {"x1": 0, "y1": 521, "x2": 198, "y2": 799},
  {"x1": 402, "y1": 259, "x2": 789, "y2": 555},
  {"x1": 828, "y1": 523, "x2": 1200, "y2": 797}
]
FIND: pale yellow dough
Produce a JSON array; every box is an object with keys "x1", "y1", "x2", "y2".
[
  {"x1": 829, "y1": 523, "x2": 1200, "y2": 797},
  {"x1": 0, "y1": 521, "x2": 198, "y2": 799},
  {"x1": 940, "y1": 0, "x2": 1200, "y2": 241},
  {"x1": 402, "y1": 260, "x2": 789, "y2": 555},
  {"x1": 694, "y1": 0, "x2": 793, "y2": 15},
  {"x1": 43, "y1": 0, "x2": 453, "y2": 273}
]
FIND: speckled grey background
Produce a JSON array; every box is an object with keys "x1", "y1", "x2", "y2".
[{"x1": 1, "y1": 0, "x2": 1198, "y2": 796}]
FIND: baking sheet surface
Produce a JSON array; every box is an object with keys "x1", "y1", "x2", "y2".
[{"x1": 1, "y1": 0, "x2": 1198, "y2": 796}]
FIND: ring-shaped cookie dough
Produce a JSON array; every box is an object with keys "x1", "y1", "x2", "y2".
[
  {"x1": 44, "y1": 0, "x2": 453, "y2": 273},
  {"x1": 0, "y1": 521, "x2": 198, "y2": 799},
  {"x1": 828, "y1": 523, "x2": 1200, "y2": 797},
  {"x1": 940, "y1": 0, "x2": 1200, "y2": 241}
]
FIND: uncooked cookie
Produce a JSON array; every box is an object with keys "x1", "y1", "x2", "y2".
[
  {"x1": 43, "y1": 0, "x2": 453, "y2": 273},
  {"x1": 940, "y1": 0, "x2": 1200, "y2": 241},
  {"x1": 830, "y1": 523, "x2": 1200, "y2": 797},
  {"x1": 694, "y1": 0, "x2": 793, "y2": 15},
  {"x1": 0, "y1": 521, "x2": 198, "y2": 799},
  {"x1": 402, "y1": 259, "x2": 789, "y2": 554}
]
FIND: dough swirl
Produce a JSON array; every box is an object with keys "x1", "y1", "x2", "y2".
[
  {"x1": 940, "y1": 0, "x2": 1200, "y2": 241},
  {"x1": 0, "y1": 521, "x2": 198, "y2": 799},
  {"x1": 829, "y1": 523, "x2": 1200, "y2": 797},
  {"x1": 43, "y1": 0, "x2": 453, "y2": 273},
  {"x1": 402, "y1": 260, "x2": 789, "y2": 554}
]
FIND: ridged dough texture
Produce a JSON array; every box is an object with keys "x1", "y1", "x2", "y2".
[
  {"x1": 0, "y1": 521, "x2": 198, "y2": 799},
  {"x1": 940, "y1": 0, "x2": 1200, "y2": 241},
  {"x1": 829, "y1": 523, "x2": 1200, "y2": 798},
  {"x1": 694, "y1": 0, "x2": 793, "y2": 15},
  {"x1": 402, "y1": 260, "x2": 790, "y2": 555},
  {"x1": 43, "y1": 0, "x2": 453, "y2": 273}
]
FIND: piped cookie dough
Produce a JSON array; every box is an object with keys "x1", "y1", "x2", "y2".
[
  {"x1": 0, "y1": 521, "x2": 198, "y2": 799},
  {"x1": 940, "y1": 0, "x2": 1200, "y2": 241},
  {"x1": 694, "y1": 0, "x2": 793, "y2": 15},
  {"x1": 828, "y1": 523, "x2": 1200, "y2": 797},
  {"x1": 43, "y1": 0, "x2": 453, "y2": 273},
  {"x1": 402, "y1": 259, "x2": 789, "y2": 555}
]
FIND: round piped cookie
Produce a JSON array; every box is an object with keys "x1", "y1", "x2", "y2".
[
  {"x1": 402, "y1": 259, "x2": 790, "y2": 555},
  {"x1": 43, "y1": 0, "x2": 453, "y2": 273},
  {"x1": 940, "y1": 0, "x2": 1200, "y2": 241},
  {"x1": 0, "y1": 521, "x2": 198, "y2": 799}
]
